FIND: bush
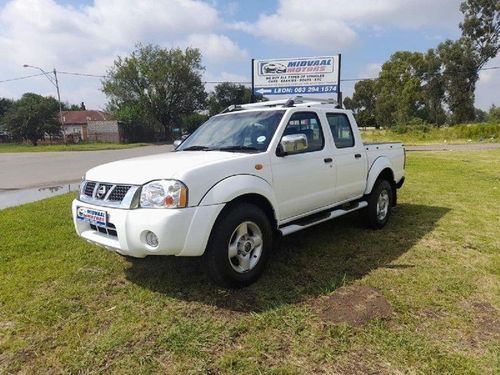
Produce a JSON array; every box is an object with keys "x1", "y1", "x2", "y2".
[
  {"x1": 453, "y1": 123, "x2": 499, "y2": 140},
  {"x1": 487, "y1": 105, "x2": 500, "y2": 123},
  {"x1": 393, "y1": 118, "x2": 432, "y2": 134}
]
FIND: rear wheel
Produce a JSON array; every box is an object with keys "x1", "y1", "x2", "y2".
[
  {"x1": 203, "y1": 203, "x2": 272, "y2": 288},
  {"x1": 365, "y1": 179, "x2": 393, "y2": 229}
]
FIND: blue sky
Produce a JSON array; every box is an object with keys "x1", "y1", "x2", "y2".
[{"x1": 0, "y1": 0, "x2": 498, "y2": 110}]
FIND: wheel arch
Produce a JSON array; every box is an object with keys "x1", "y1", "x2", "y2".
[
  {"x1": 365, "y1": 157, "x2": 395, "y2": 194},
  {"x1": 219, "y1": 193, "x2": 278, "y2": 231},
  {"x1": 365, "y1": 157, "x2": 397, "y2": 206},
  {"x1": 199, "y1": 174, "x2": 279, "y2": 225}
]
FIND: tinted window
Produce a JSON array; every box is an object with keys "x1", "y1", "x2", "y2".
[
  {"x1": 281, "y1": 112, "x2": 324, "y2": 153},
  {"x1": 326, "y1": 113, "x2": 354, "y2": 148}
]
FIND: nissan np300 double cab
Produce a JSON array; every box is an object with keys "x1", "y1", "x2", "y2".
[{"x1": 73, "y1": 97, "x2": 405, "y2": 287}]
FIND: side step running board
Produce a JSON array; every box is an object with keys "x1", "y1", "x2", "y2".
[{"x1": 279, "y1": 201, "x2": 368, "y2": 236}]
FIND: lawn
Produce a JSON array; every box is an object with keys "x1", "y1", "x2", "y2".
[
  {"x1": 0, "y1": 150, "x2": 499, "y2": 374},
  {"x1": 0, "y1": 142, "x2": 150, "y2": 153}
]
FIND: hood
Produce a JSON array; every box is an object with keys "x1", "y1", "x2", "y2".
[{"x1": 85, "y1": 151, "x2": 246, "y2": 185}]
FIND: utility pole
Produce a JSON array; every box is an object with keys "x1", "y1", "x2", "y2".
[
  {"x1": 52, "y1": 68, "x2": 64, "y2": 141},
  {"x1": 23, "y1": 64, "x2": 65, "y2": 141}
]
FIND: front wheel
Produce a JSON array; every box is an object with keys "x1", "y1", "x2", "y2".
[
  {"x1": 365, "y1": 179, "x2": 393, "y2": 229},
  {"x1": 203, "y1": 203, "x2": 272, "y2": 288}
]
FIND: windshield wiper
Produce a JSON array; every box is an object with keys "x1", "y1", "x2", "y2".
[
  {"x1": 216, "y1": 145, "x2": 259, "y2": 152},
  {"x1": 182, "y1": 145, "x2": 213, "y2": 151}
]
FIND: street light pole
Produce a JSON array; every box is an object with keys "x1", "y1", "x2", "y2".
[{"x1": 23, "y1": 64, "x2": 65, "y2": 141}]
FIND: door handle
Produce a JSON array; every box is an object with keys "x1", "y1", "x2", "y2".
[
  {"x1": 324, "y1": 158, "x2": 333, "y2": 163},
  {"x1": 354, "y1": 154, "x2": 362, "y2": 159}
]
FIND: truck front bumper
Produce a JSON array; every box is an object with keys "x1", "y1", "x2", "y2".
[{"x1": 72, "y1": 199, "x2": 225, "y2": 258}]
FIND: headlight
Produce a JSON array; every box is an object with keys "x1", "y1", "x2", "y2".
[{"x1": 140, "y1": 180, "x2": 188, "y2": 208}]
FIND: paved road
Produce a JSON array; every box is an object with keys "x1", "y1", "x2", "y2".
[
  {"x1": 406, "y1": 143, "x2": 500, "y2": 152},
  {"x1": 0, "y1": 145, "x2": 174, "y2": 190}
]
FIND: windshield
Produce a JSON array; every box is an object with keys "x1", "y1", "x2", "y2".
[{"x1": 178, "y1": 110, "x2": 286, "y2": 152}]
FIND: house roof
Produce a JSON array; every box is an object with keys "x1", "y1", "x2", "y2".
[{"x1": 62, "y1": 110, "x2": 110, "y2": 125}]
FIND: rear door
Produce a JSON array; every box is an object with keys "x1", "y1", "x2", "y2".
[
  {"x1": 271, "y1": 111, "x2": 336, "y2": 220},
  {"x1": 325, "y1": 113, "x2": 367, "y2": 202}
]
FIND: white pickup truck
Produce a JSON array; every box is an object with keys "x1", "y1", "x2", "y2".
[{"x1": 72, "y1": 97, "x2": 405, "y2": 287}]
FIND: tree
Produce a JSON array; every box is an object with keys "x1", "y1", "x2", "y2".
[
  {"x1": 375, "y1": 51, "x2": 427, "y2": 127},
  {"x1": 207, "y1": 82, "x2": 263, "y2": 116},
  {"x1": 438, "y1": 39, "x2": 478, "y2": 123},
  {"x1": 4, "y1": 93, "x2": 60, "y2": 145},
  {"x1": 460, "y1": 0, "x2": 500, "y2": 69},
  {"x1": 423, "y1": 49, "x2": 446, "y2": 125},
  {"x1": 181, "y1": 113, "x2": 209, "y2": 133},
  {"x1": 102, "y1": 44, "x2": 207, "y2": 141},
  {"x1": 488, "y1": 105, "x2": 500, "y2": 122},
  {"x1": 0, "y1": 98, "x2": 14, "y2": 122},
  {"x1": 351, "y1": 79, "x2": 378, "y2": 128},
  {"x1": 474, "y1": 107, "x2": 488, "y2": 122},
  {"x1": 438, "y1": 1, "x2": 499, "y2": 123},
  {"x1": 342, "y1": 96, "x2": 355, "y2": 112}
]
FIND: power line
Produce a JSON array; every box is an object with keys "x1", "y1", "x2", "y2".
[
  {"x1": 0, "y1": 72, "x2": 45, "y2": 83},
  {"x1": 204, "y1": 81, "x2": 251, "y2": 84},
  {"x1": 1, "y1": 65, "x2": 499, "y2": 85},
  {"x1": 58, "y1": 71, "x2": 109, "y2": 78}
]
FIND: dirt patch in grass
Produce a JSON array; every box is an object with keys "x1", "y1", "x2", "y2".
[
  {"x1": 313, "y1": 285, "x2": 394, "y2": 327},
  {"x1": 460, "y1": 300, "x2": 500, "y2": 353},
  {"x1": 330, "y1": 348, "x2": 398, "y2": 375},
  {"x1": 0, "y1": 320, "x2": 16, "y2": 330}
]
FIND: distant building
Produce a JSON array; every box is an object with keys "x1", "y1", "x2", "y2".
[{"x1": 62, "y1": 110, "x2": 123, "y2": 143}]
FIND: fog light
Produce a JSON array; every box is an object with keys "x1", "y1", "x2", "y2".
[{"x1": 145, "y1": 231, "x2": 159, "y2": 248}]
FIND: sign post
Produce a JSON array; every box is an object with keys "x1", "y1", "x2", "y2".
[
  {"x1": 251, "y1": 58, "x2": 255, "y2": 103},
  {"x1": 252, "y1": 55, "x2": 341, "y2": 102},
  {"x1": 337, "y1": 54, "x2": 342, "y2": 106}
]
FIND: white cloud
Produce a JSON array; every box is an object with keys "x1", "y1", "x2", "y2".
[
  {"x1": 232, "y1": 0, "x2": 461, "y2": 50},
  {"x1": 476, "y1": 55, "x2": 500, "y2": 110},
  {"x1": 361, "y1": 63, "x2": 382, "y2": 79},
  {"x1": 184, "y1": 34, "x2": 248, "y2": 62},
  {"x1": 0, "y1": 0, "x2": 247, "y2": 108}
]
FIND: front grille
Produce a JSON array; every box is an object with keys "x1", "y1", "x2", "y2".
[
  {"x1": 84, "y1": 182, "x2": 96, "y2": 197},
  {"x1": 108, "y1": 185, "x2": 131, "y2": 201},
  {"x1": 82, "y1": 181, "x2": 133, "y2": 204},
  {"x1": 90, "y1": 222, "x2": 117, "y2": 237}
]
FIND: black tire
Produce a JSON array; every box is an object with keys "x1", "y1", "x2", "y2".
[
  {"x1": 203, "y1": 203, "x2": 273, "y2": 288},
  {"x1": 365, "y1": 179, "x2": 393, "y2": 229}
]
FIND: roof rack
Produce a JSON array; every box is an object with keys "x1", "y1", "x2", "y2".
[{"x1": 220, "y1": 96, "x2": 340, "y2": 113}]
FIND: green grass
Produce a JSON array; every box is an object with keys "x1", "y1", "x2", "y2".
[
  {"x1": 1, "y1": 150, "x2": 499, "y2": 373},
  {"x1": 361, "y1": 123, "x2": 499, "y2": 145},
  {"x1": 0, "y1": 142, "x2": 150, "y2": 153}
]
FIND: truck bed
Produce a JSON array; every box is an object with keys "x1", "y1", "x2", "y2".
[{"x1": 364, "y1": 142, "x2": 405, "y2": 184}]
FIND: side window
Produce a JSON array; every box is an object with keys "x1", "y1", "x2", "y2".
[
  {"x1": 281, "y1": 112, "x2": 324, "y2": 153},
  {"x1": 326, "y1": 113, "x2": 355, "y2": 148}
]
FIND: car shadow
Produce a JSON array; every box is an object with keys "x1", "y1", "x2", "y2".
[{"x1": 124, "y1": 203, "x2": 450, "y2": 312}]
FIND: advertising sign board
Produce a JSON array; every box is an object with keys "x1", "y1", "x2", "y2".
[{"x1": 252, "y1": 55, "x2": 341, "y2": 100}]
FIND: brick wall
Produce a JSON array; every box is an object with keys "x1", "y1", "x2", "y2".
[{"x1": 86, "y1": 121, "x2": 122, "y2": 143}]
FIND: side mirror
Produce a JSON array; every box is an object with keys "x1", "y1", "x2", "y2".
[
  {"x1": 173, "y1": 140, "x2": 182, "y2": 148},
  {"x1": 277, "y1": 133, "x2": 308, "y2": 156}
]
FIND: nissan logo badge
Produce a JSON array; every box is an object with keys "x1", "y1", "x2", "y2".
[{"x1": 96, "y1": 185, "x2": 107, "y2": 199}]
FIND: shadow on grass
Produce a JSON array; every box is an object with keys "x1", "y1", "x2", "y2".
[{"x1": 125, "y1": 203, "x2": 449, "y2": 312}]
